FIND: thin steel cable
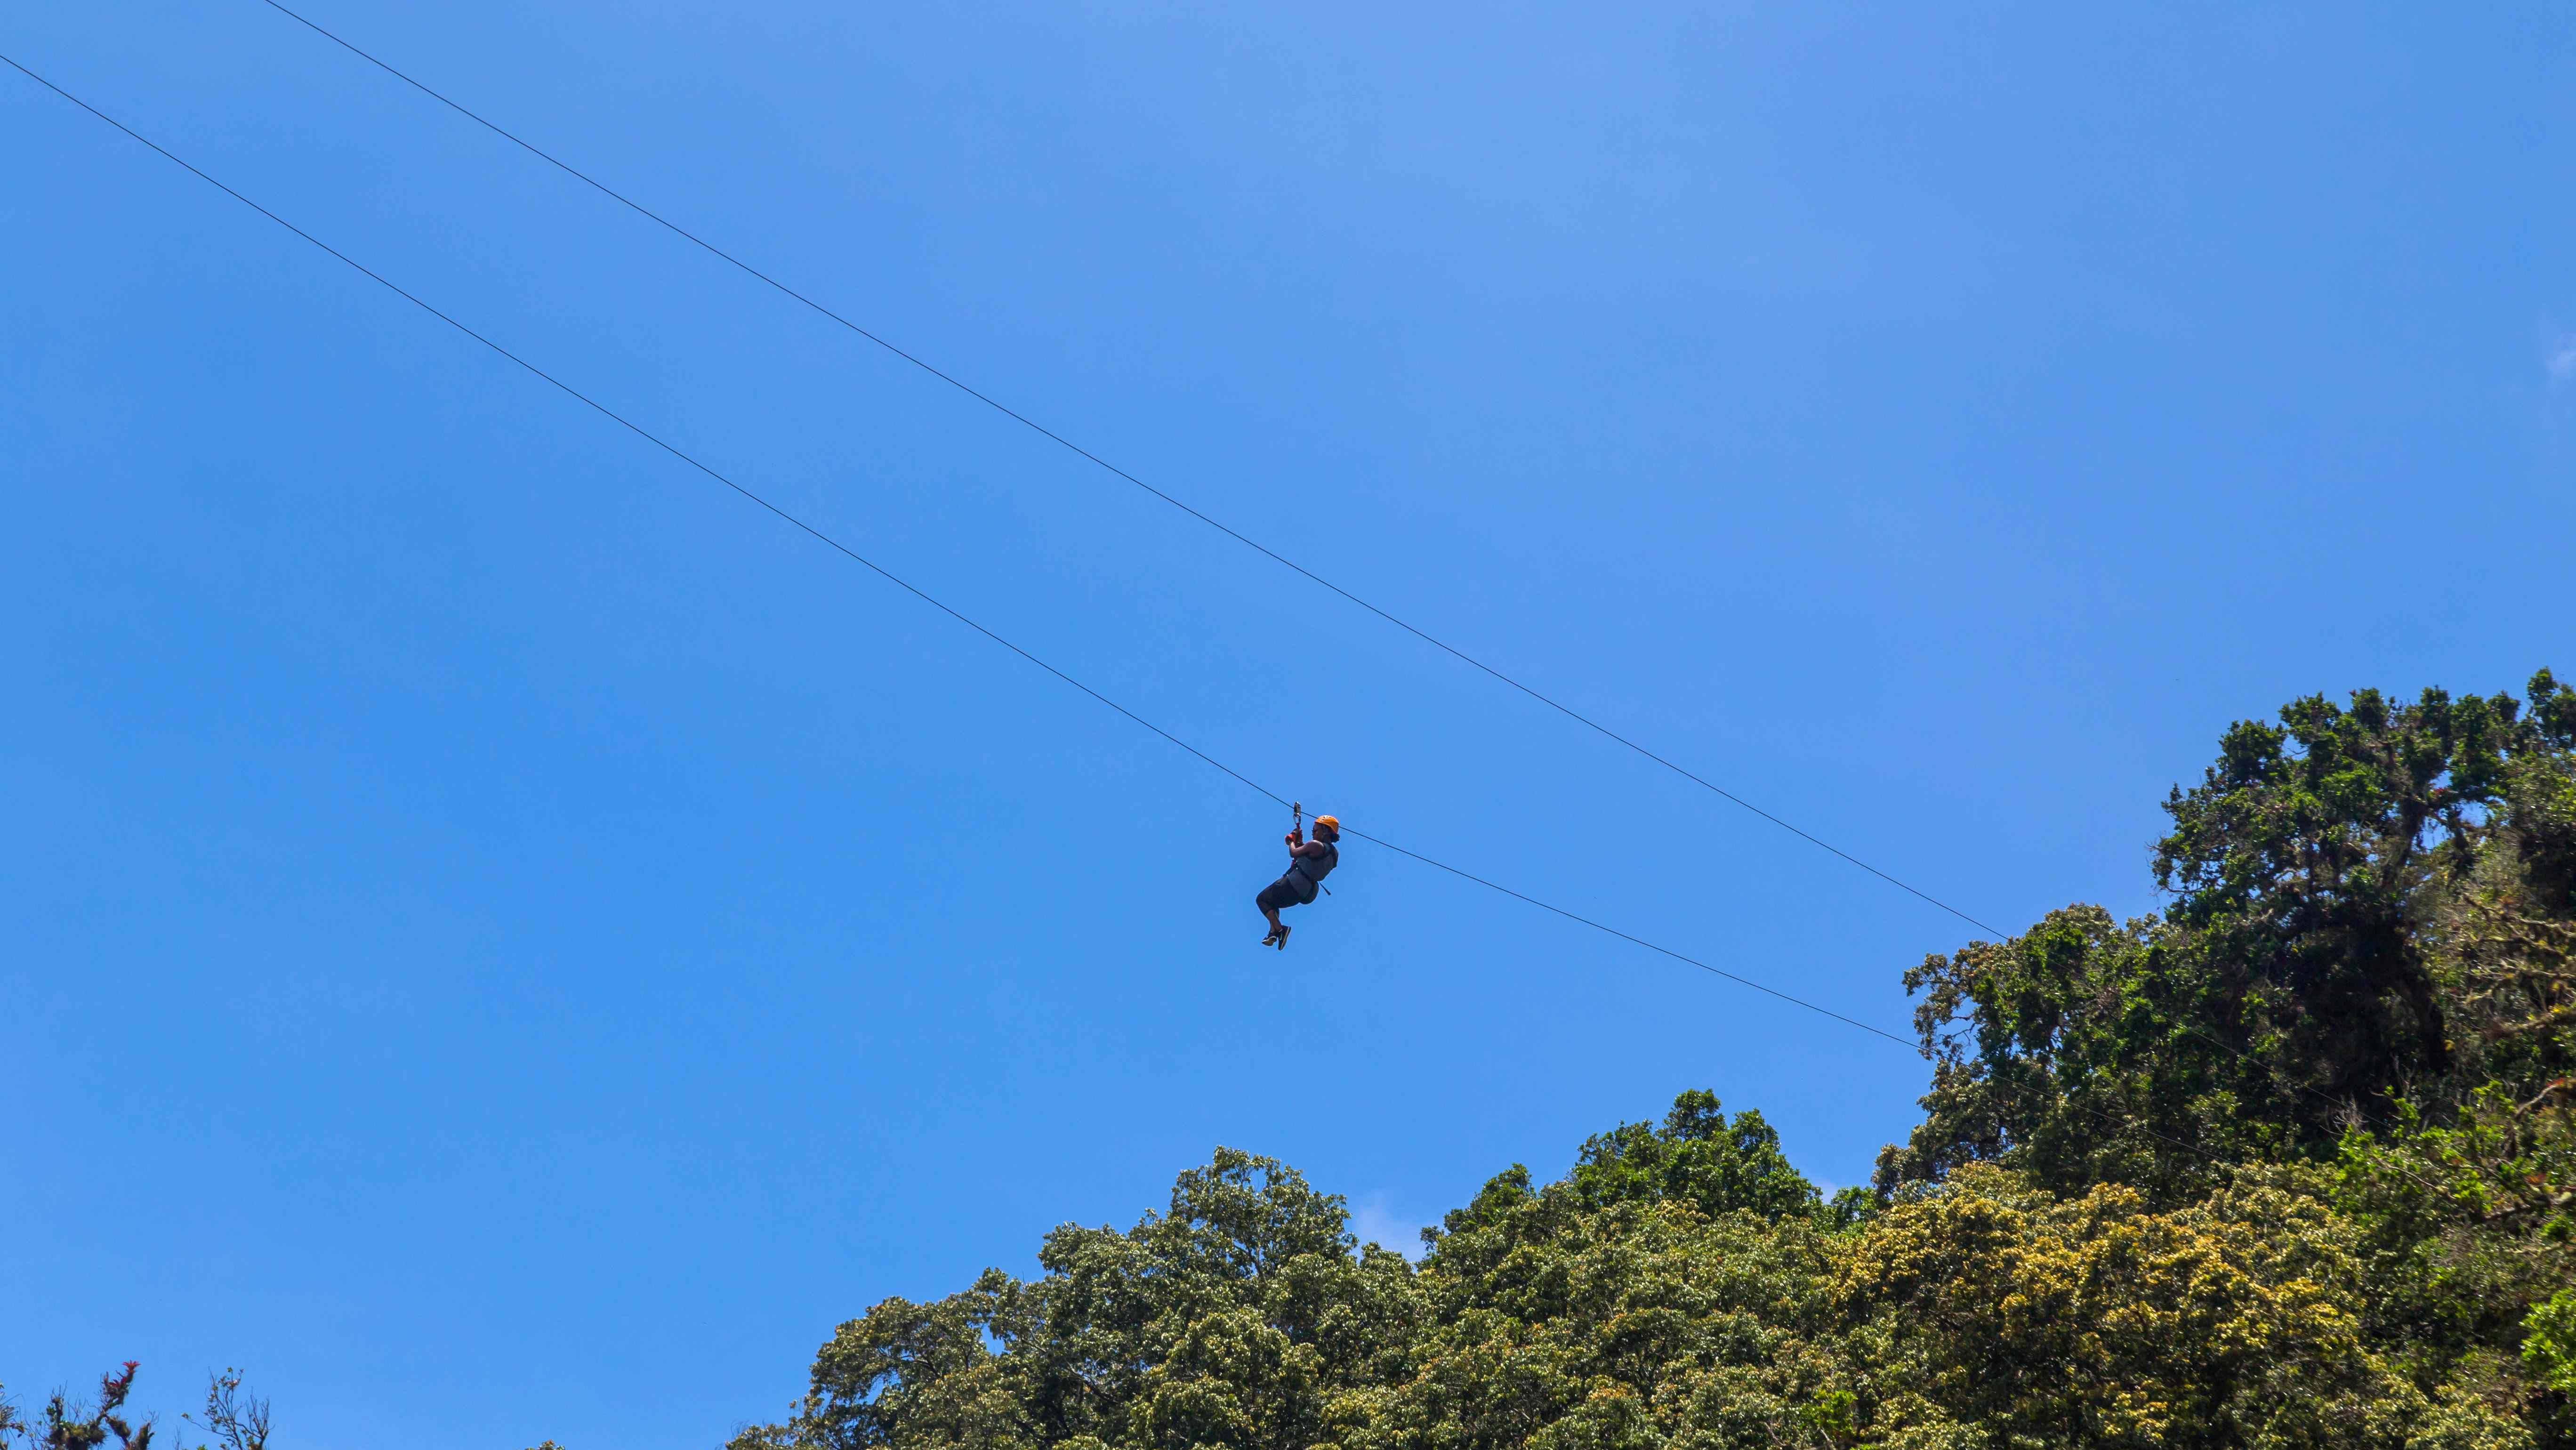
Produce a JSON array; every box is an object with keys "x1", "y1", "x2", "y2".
[
  {"x1": 249, "y1": 0, "x2": 2009, "y2": 943},
  {"x1": 1344, "y1": 824, "x2": 1910, "y2": 1046},
  {"x1": 1, "y1": 51, "x2": 1914, "y2": 1051}
]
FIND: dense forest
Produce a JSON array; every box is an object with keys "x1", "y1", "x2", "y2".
[{"x1": 728, "y1": 672, "x2": 2576, "y2": 1450}]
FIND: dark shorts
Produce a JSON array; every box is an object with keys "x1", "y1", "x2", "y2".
[{"x1": 1257, "y1": 872, "x2": 1319, "y2": 911}]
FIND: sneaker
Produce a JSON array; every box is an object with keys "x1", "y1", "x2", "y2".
[
  {"x1": 1260, "y1": 927, "x2": 1280, "y2": 946},
  {"x1": 1273, "y1": 923, "x2": 1292, "y2": 950}
]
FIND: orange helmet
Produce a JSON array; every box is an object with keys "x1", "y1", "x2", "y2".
[{"x1": 1313, "y1": 814, "x2": 1340, "y2": 832}]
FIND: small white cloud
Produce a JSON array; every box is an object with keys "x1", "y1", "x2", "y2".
[
  {"x1": 2547, "y1": 334, "x2": 2576, "y2": 386},
  {"x1": 1348, "y1": 1197, "x2": 1428, "y2": 1260}
]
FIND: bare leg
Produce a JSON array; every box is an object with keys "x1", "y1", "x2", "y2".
[{"x1": 1261, "y1": 903, "x2": 1283, "y2": 941}]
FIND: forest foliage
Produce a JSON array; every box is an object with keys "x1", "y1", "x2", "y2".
[{"x1": 733, "y1": 671, "x2": 2576, "y2": 1450}]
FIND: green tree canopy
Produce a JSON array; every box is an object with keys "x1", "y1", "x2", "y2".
[
  {"x1": 1881, "y1": 671, "x2": 2576, "y2": 1200},
  {"x1": 1564, "y1": 1090, "x2": 1819, "y2": 1223},
  {"x1": 736, "y1": 670, "x2": 2576, "y2": 1450}
]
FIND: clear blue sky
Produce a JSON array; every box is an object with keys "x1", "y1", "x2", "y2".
[{"x1": 6, "y1": 2, "x2": 2570, "y2": 1444}]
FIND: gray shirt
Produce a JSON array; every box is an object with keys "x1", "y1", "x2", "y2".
[{"x1": 1290, "y1": 836, "x2": 1338, "y2": 884}]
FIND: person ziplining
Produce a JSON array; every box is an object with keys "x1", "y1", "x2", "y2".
[{"x1": 1257, "y1": 805, "x2": 1339, "y2": 949}]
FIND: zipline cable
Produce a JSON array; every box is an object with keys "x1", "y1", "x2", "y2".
[
  {"x1": 0, "y1": 51, "x2": 1914, "y2": 1053},
  {"x1": 247, "y1": 0, "x2": 2010, "y2": 944}
]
